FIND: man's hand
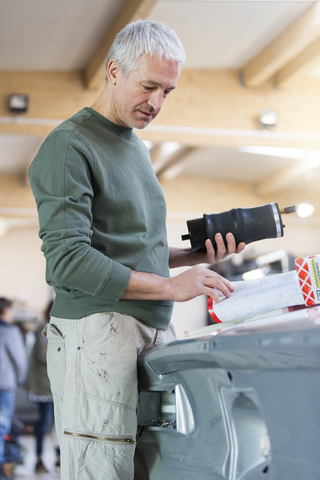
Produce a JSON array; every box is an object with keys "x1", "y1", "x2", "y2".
[
  {"x1": 169, "y1": 265, "x2": 234, "y2": 303},
  {"x1": 121, "y1": 265, "x2": 234, "y2": 303},
  {"x1": 169, "y1": 233, "x2": 245, "y2": 268},
  {"x1": 196, "y1": 233, "x2": 245, "y2": 264}
]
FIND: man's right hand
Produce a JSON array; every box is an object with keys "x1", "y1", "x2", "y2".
[
  {"x1": 168, "y1": 265, "x2": 234, "y2": 302},
  {"x1": 121, "y1": 266, "x2": 233, "y2": 303}
]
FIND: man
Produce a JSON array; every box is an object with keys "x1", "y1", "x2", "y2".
[
  {"x1": 28, "y1": 20, "x2": 245, "y2": 480},
  {"x1": 0, "y1": 298, "x2": 27, "y2": 480}
]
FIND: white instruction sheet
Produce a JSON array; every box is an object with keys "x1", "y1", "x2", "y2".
[{"x1": 210, "y1": 270, "x2": 304, "y2": 323}]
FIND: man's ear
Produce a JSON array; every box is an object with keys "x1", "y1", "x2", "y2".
[{"x1": 107, "y1": 59, "x2": 120, "y2": 85}]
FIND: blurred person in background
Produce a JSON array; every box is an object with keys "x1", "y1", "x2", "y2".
[
  {"x1": 27, "y1": 300, "x2": 60, "y2": 474},
  {"x1": 0, "y1": 298, "x2": 27, "y2": 480}
]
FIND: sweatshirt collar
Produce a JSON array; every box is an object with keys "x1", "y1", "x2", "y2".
[{"x1": 84, "y1": 107, "x2": 133, "y2": 138}]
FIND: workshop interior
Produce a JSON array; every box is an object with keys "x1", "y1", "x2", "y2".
[{"x1": 1, "y1": 1, "x2": 320, "y2": 479}]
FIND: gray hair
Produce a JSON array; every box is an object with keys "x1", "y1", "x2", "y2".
[{"x1": 106, "y1": 20, "x2": 185, "y2": 81}]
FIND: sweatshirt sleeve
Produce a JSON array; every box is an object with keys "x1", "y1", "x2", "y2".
[
  {"x1": 28, "y1": 130, "x2": 131, "y2": 301},
  {"x1": 8, "y1": 327, "x2": 27, "y2": 386}
]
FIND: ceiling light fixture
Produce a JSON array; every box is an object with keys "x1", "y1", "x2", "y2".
[
  {"x1": 8, "y1": 94, "x2": 29, "y2": 114},
  {"x1": 259, "y1": 109, "x2": 278, "y2": 129},
  {"x1": 238, "y1": 146, "x2": 309, "y2": 159}
]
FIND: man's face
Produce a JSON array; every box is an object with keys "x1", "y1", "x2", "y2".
[{"x1": 109, "y1": 54, "x2": 180, "y2": 129}]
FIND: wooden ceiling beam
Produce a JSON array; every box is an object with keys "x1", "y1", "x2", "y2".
[
  {"x1": 83, "y1": 0, "x2": 158, "y2": 89},
  {"x1": 242, "y1": 0, "x2": 320, "y2": 87},
  {"x1": 276, "y1": 36, "x2": 320, "y2": 87},
  {"x1": 155, "y1": 146, "x2": 198, "y2": 178},
  {"x1": 0, "y1": 174, "x2": 37, "y2": 211},
  {"x1": 149, "y1": 143, "x2": 163, "y2": 164},
  {"x1": 256, "y1": 150, "x2": 320, "y2": 196},
  {"x1": 3, "y1": 70, "x2": 320, "y2": 148}
]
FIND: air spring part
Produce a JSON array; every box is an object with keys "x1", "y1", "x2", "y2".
[{"x1": 181, "y1": 203, "x2": 296, "y2": 251}]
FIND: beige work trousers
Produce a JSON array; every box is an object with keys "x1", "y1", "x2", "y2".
[{"x1": 43, "y1": 312, "x2": 176, "y2": 480}]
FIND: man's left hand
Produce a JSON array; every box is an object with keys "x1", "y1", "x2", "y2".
[
  {"x1": 190, "y1": 233, "x2": 245, "y2": 265},
  {"x1": 168, "y1": 234, "x2": 245, "y2": 268}
]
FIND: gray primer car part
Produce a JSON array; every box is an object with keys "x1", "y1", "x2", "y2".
[{"x1": 137, "y1": 306, "x2": 320, "y2": 480}]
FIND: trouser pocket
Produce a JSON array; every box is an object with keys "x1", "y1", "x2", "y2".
[
  {"x1": 61, "y1": 428, "x2": 137, "y2": 480},
  {"x1": 43, "y1": 323, "x2": 66, "y2": 405},
  {"x1": 64, "y1": 430, "x2": 136, "y2": 445}
]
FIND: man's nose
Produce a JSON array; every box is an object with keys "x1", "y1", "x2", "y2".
[{"x1": 147, "y1": 90, "x2": 164, "y2": 111}]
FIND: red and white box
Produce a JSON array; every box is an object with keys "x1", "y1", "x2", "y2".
[{"x1": 295, "y1": 254, "x2": 320, "y2": 306}]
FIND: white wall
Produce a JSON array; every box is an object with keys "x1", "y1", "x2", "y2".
[{"x1": 0, "y1": 225, "x2": 49, "y2": 318}]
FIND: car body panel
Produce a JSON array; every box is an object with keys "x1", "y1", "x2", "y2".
[{"x1": 137, "y1": 306, "x2": 320, "y2": 480}]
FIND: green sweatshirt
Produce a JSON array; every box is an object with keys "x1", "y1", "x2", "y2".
[{"x1": 28, "y1": 107, "x2": 173, "y2": 329}]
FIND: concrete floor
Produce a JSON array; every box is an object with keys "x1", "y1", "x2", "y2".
[{"x1": 14, "y1": 434, "x2": 60, "y2": 480}]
